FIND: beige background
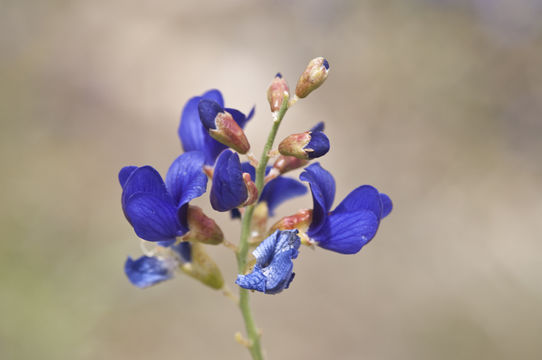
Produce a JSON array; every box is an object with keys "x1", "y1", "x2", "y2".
[{"x1": 2, "y1": 0, "x2": 542, "y2": 359}]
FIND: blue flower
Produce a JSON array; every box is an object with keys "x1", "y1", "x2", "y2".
[
  {"x1": 300, "y1": 163, "x2": 392, "y2": 254},
  {"x1": 119, "y1": 151, "x2": 208, "y2": 245},
  {"x1": 236, "y1": 230, "x2": 301, "y2": 294},
  {"x1": 124, "y1": 242, "x2": 191, "y2": 288},
  {"x1": 178, "y1": 89, "x2": 254, "y2": 165}
]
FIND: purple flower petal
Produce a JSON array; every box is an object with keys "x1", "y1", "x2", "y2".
[
  {"x1": 124, "y1": 193, "x2": 182, "y2": 242},
  {"x1": 311, "y1": 209, "x2": 379, "y2": 254},
  {"x1": 236, "y1": 230, "x2": 300, "y2": 294},
  {"x1": 299, "y1": 163, "x2": 336, "y2": 233},
  {"x1": 261, "y1": 177, "x2": 307, "y2": 216},
  {"x1": 165, "y1": 151, "x2": 207, "y2": 208},
  {"x1": 210, "y1": 150, "x2": 248, "y2": 211},
  {"x1": 121, "y1": 166, "x2": 169, "y2": 212},
  {"x1": 118, "y1": 166, "x2": 137, "y2": 188},
  {"x1": 380, "y1": 193, "x2": 393, "y2": 218},
  {"x1": 304, "y1": 131, "x2": 330, "y2": 159},
  {"x1": 124, "y1": 255, "x2": 175, "y2": 288},
  {"x1": 334, "y1": 185, "x2": 383, "y2": 219}
]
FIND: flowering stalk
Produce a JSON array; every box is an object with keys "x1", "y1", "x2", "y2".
[{"x1": 236, "y1": 96, "x2": 289, "y2": 360}]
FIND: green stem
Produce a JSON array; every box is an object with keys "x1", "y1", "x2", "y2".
[{"x1": 236, "y1": 98, "x2": 289, "y2": 360}]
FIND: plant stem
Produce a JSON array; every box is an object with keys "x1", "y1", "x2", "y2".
[{"x1": 236, "y1": 98, "x2": 289, "y2": 360}]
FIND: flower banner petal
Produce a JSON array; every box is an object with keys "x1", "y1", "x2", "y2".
[
  {"x1": 165, "y1": 151, "x2": 207, "y2": 207},
  {"x1": 299, "y1": 163, "x2": 336, "y2": 233}
]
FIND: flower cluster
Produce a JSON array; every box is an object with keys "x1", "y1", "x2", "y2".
[{"x1": 119, "y1": 57, "x2": 392, "y2": 296}]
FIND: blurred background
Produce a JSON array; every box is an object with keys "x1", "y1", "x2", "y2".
[{"x1": 1, "y1": 0, "x2": 542, "y2": 359}]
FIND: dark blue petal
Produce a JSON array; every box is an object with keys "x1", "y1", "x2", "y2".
[
  {"x1": 236, "y1": 230, "x2": 300, "y2": 294},
  {"x1": 304, "y1": 131, "x2": 330, "y2": 159},
  {"x1": 170, "y1": 242, "x2": 192, "y2": 263},
  {"x1": 165, "y1": 151, "x2": 207, "y2": 208},
  {"x1": 121, "y1": 166, "x2": 169, "y2": 211},
  {"x1": 178, "y1": 90, "x2": 226, "y2": 165},
  {"x1": 334, "y1": 185, "x2": 383, "y2": 219},
  {"x1": 118, "y1": 166, "x2": 137, "y2": 188},
  {"x1": 124, "y1": 193, "x2": 182, "y2": 242},
  {"x1": 299, "y1": 163, "x2": 336, "y2": 233},
  {"x1": 311, "y1": 122, "x2": 325, "y2": 132},
  {"x1": 310, "y1": 209, "x2": 379, "y2": 254},
  {"x1": 210, "y1": 150, "x2": 248, "y2": 212},
  {"x1": 380, "y1": 193, "x2": 393, "y2": 218},
  {"x1": 225, "y1": 106, "x2": 255, "y2": 129},
  {"x1": 124, "y1": 255, "x2": 174, "y2": 288},
  {"x1": 198, "y1": 99, "x2": 223, "y2": 130},
  {"x1": 260, "y1": 177, "x2": 307, "y2": 216},
  {"x1": 178, "y1": 96, "x2": 208, "y2": 155},
  {"x1": 202, "y1": 89, "x2": 224, "y2": 107}
]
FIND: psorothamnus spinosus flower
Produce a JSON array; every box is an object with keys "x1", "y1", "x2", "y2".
[{"x1": 118, "y1": 57, "x2": 392, "y2": 360}]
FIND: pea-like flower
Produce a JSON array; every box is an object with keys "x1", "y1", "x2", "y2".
[
  {"x1": 124, "y1": 242, "x2": 191, "y2": 288},
  {"x1": 125, "y1": 242, "x2": 224, "y2": 289},
  {"x1": 299, "y1": 163, "x2": 392, "y2": 254},
  {"x1": 119, "y1": 151, "x2": 208, "y2": 245},
  {"x1": 178, "y1": 89, "x2": 254, "y2": 165},
  {"x1": 236, "y1": 230, "x2": 301, "y2": 294}
]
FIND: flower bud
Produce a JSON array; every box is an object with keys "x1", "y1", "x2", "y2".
[
  {"x1": 198, "y1": 99, "x2": 250, "y2": 154},
  {"x1": 273, "y1": 155, "x2": 309, "y2": 175},
  {"x1": 278, "y1": 131, "x2": 330, "y2": 160},
  {"x1": 267, "y1": 73, "x2": 290, "y2": 112},
  {"x1": 295, "y1": 57, "x2": 329, "y2": 98},
  {"x1": 180, "y1": 243, "x2": 224, "y2": 289},
  {"x1": 185, "y1": 205, "x2": 224, "y2": 245},
  {"x1": 269, "y1": 209, "x2": 313, "y2": 234}
]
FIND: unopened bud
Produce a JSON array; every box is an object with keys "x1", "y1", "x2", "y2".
[
  {"x1": 267, "y1": 73, "x2": 290, "y2": 112},
  {"x1": 242, "y1": 173, "x2": 258, "y2": 207},
  {"x1": 278, "y1": 131, "x2": 330, "y2": 160},
  {"x1": 269, "y1": 209, "x2": 313, "y2": 234},
  {"x1": 295, "y1": 57, "x2": 329, "y2": 98},
  {"x1": 198, "y1": 99, "x2": 250, "y2": 154},
  {"x1": 180, "y1": 243, "x2": 224, "y2": 289},
  {"x1": 273, "y1": 155, "x2": 309, "y2": 175},
  {"x1": 185, "y1": 205, "x2": 224, "y2": 245}
]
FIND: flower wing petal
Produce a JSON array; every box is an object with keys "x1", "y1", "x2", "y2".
[
  {"x1": 124, "y1": 255, "x2": 174, "y2": 288},
  {"x1": 124, "y1": 193, "x2": 182, "y2": 242},
  {"x1": 299, "y1": 163, "x2": 336, "y2": 233},
  {"x1": 312, "y1": 209, "x2": 379, "y2": 254},
  {"x1": 210, "y1": 150, "x2": 247, "y2": 211}
]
